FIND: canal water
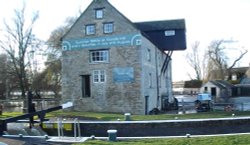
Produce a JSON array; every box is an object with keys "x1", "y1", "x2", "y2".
[
  {"x1": 6, "y1": 123, "x2": 47, "y2": 136},
  {"x1": 1, "y1": 99, "x2": 60, "y2": 112},
  {"x1": 175, "y1": 95, "x2": 197, "y2": 114},
  {"x1": 1, "y1": 96, "x2": 198, "y2": 113}
]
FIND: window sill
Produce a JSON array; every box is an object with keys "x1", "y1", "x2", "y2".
[{"x1": 89, "y1": 62, "x2": 110, "y2": 65}]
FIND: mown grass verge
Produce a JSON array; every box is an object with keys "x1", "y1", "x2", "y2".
[
  {"x1": 1, "y1": 110, "x2": 250, "y2": 121},
  {"x1": 0, "y1": 112, "x2": 23, "y2": 119},
  {"x1": 46, "y1": 110, "x2": 250, "y2": 121}
]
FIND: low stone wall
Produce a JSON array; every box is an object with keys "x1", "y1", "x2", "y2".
[{"x1": 43, "y1": 117, "x2": 250, "y2": 137}]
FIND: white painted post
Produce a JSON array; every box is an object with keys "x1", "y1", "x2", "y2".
[
  {"x1": 57, "y1": 118, "x2": 60, "y2": 138},
  {"x1": 57, "y1": 117, "x2": 64, "y2": 138},
  {"x1": 107, "y1": 129, "x2": 117, "y2": 141},
  {"x1": 182, "y1": 99, "x2": 185, "y2": 114},
  {"x1": 73, "y1": 118, "x2": 81, "y2": 141},
  {"x1": 78, "y1": 119, "x2": 81, "y2": 138},
  {"x1": 124, "y1": 113, "x2": 131, "y2": 121},
  {"x1": 74, "y1": 118, "x2": 77, "y2": 140}
]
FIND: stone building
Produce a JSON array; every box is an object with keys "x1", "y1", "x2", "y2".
[
  {"x1": 234, "y1": 64, "x2": 250, "y2": 97},
  {"x1": 173, "y1": 80, "x2": 202, "y2": 95},
  {"x1": 200, "y1": 80, "x2": 234, "y2": 102},
  {"x1": 61, "y1": 0, "x2": 186, "y2": 114}
]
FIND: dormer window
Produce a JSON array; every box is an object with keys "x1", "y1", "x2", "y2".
[
  {"x1": 164, "y1": 30, "x2": 175, "y2": 36},
  {"x1": 147, "y1": 48, "x2": 151, "y2": 62},
  {"x1": 95, "y1": 9, "x2": 103, "y2": 19}
]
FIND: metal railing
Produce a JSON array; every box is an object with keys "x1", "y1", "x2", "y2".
[
  {"x1": 178, "y1": 101, "x2": 250, "y2": 112},
  {"x1": 213, "y1": 103, "x2": 250, "y2": 111}
]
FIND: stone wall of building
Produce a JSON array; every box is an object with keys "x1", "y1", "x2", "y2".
[
  {"x1": 62, "y1": 0, "x2": 173, "y2": 114},
  {"x1": 141, "y1": 37, "x2": 159, "y2": 112},
  {"x1": 140, "y1": 36, "x2": 171, "y2": 112},
  {"x1": 64, "y1": 0, "x2": 139, "y2": 39},
  {"x1": 62, "y1": 46, "x2": 144, "y2": 114},
  {"x1": 62, "y1": 0, "x2": 145, "y2": 114}
]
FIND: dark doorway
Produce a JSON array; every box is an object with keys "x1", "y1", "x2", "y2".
[
  {"x1": 145, "y1": 96, "x2": 149, "y2": 115},
  {"x1": 81, "y1": 75, "x2": 91, "y2": 97},
  {"x1": 211, "y1": 87, "x2": 216, "y2": 96}
]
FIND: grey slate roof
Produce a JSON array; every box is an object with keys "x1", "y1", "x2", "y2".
[
  {"x1": 210, "y1": 80, "x2": 234, "y2": 89},
  {"x1": 134, "y1": 19, "x2": 185, "y2": 31},
  {"x1": 133, "y1": 19, "x2": 186, "y2": 51}
]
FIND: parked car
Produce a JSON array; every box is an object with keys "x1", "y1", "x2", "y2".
[{"x1": 195, "y1": 93, "x2": 212, "y2": 112}]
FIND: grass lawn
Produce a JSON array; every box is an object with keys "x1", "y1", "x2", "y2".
[
  {"x1": 74, "y1": 134, "x2": 250, "y2": 145},
  {"x1": 45, "y1": 110, "x2": 250, "y2": 121},
  {"x1": 1, "y1": 110, "x2": 250, "y2": 121},
  {"x1": 1, "y1": 111, "x2": 250, "y2": 144},
  {"x1": 0, "y1": 112, "x2": 23, "y2": 119}
]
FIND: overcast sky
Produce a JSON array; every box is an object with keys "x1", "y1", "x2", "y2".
[{"x1": 0, "y1": 0, "x2": 250, "y2": 81}]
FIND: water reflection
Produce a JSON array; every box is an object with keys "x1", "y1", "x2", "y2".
[
  {"x1": 6, "y1": 123, "x2": 47, "y2": 136},
  {"x1": 3, "y1": 106, "x2": 23, "y2": 112},
  {"x1": 175, "y1": 95, "x2": 197, "y2": 102},
  {"x1": 1, "y1": 99, "x2": 60, "y2": 112},
  {"x1": 175, "y1": 95, "x2": 197, "y2": 114}
]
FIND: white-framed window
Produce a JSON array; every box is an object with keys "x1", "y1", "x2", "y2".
[
  {"x1": 103, "y1": 22, "x2": 114, "y2": 34},
  {"x1": 86, "y1": 24, "x2": 95, "y2": 35},
  {"x1": 93, "y1": 70, "x2": 106, "y2": 83},
  {"x1": 149, "y1": 73, "x2": 152, "y2": 88},
  {"x1": 158, "y1": 52, "x2": 161, "y2": 67},
  {"x1": 165, "y1": 30, "x2": 175, "y2": 36},
  {"x1": 159, "y1": 76, "x2": 161, "y2": 88},
  {"x1": 147, "y1": 48, "x2": 151, "y2": 62},
  {"x1": 95, "y1": 9, "x2": 103, "y2": 19},
  {"x1": 90, "y1": 49, "x2": 109, "y2": 63}
]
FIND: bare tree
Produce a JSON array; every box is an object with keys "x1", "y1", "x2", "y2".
[
  {"x1": 207, "y1": 39, "x2": 248, "y2": 80},
  {"x1": 32, "y1": 60, "x2": 61, "y2": 98},
  {"x1": 186, "y1": 41, "x2": 204, "y2": 80},
  {"x1": 0, "y1": 3, "x2": 40, "y2": 100},
  {"x1": 38, "y1": 16, "x2": 78, "y2": 98},
  {"x1": 0, "y1": 54, "x2": 7, "y2": 99}
]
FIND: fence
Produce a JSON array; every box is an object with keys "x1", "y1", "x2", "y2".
[
  {"x1": 178, "y1": 101, "x2": 250, "y2": 113},
  {"x1": 213, "y1": 103, "x2": 250, "y2": 111}
]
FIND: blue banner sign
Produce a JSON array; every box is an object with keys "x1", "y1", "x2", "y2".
[
  {"x1": 63, "y1": 33, "x2": 141, "y2": 51},
  {"x1": 113, "y1": 67, "x2": 134, "y2": 83}
]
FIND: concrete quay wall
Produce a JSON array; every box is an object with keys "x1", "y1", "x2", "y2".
[{"x1": 43, "y1": 117, "x2": 250, "y2": 137}]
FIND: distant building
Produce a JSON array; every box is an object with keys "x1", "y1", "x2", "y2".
[
  {"x1": 172, "y1": 81, "x2": 185, "y2": 95},
  {"x1": 200, "y1": 80, "x2": 234, "y2": 102},
  {"x1": 61, "y1": 0, "x2": 186, "y2": 114},
  {"x1": 234, "y1": 65, "x2": 250, "y2": 96},
  {"x1": 246, "y1": 64, "x2": 250, "y2": 78},
  {"x1": 208, "y1": 67, "x2": 249, "y2": 83},
  {"x1": 173, "y1": 80, "x2": 202, "y2": 95}
]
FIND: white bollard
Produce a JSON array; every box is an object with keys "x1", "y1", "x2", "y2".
[
  {"x1": 124, "y1": 113, "x2": 131, "y2": 121},
  {"x1": 186, "y1": 134, "x2": 191, "y2": 138},
  {"x1": 107, "y1": 129, "x2": 117, "y2": 141}
]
